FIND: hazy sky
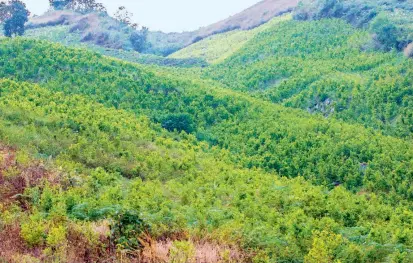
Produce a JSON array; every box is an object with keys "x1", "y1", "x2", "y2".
[{"x1": 22, "y1": 0, "x2": 261, "y2": 32}]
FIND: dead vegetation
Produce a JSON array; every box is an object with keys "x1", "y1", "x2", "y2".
[
  {"x1": 404, "y1": 43, "x2": 413, "y2": 58},
  {"x1": 138, "y1": 234, "x2": 250, "y2": 263}
]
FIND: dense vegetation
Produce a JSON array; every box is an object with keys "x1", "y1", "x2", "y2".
[
  {"x1": 0, "y1": 2, "x2": 412, "y2": 261},
  {"x1": 1, "y1": 76, "x2": 413, "y2": 262},
  {"x1": 204, "y1": 18, "x2": 413, "y2": 139},
  {"x1": 294, "y1": 0, "x2": 413, "y2": 51},
  {"x1": 1, "y1": 38, "x2": 412, "y2": 201}
]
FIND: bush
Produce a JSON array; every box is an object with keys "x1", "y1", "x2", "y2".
[
  {"x1": 46, "y1": 225, "x2": 67, "y2": 248},
  {"x1": 21, "y1": 215, "x2": 46, "y2": 247},
  {"x1": 169, "y1": 241, "x2": 195, "y2": 263},
  {"x1": 111, "y1": 210, "x2": 146, "y2": 250}
]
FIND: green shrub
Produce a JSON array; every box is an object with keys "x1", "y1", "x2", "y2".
[
  {"x1": 46, "y1": 225, "x2": 67, "y2": 248},
  {"x1": 111, "y1": 210, "x2": 147, "y2": 250},
  {"x1": 169, "y1": 240, "x2": 195, "y2": 263},
  {"x1": 21, "y1": 215, "x2": 46, "y2": 247}
]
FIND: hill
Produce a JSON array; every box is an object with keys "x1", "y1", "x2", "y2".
[
  {"x1": 169, "y1": 15, "x2": 291, "y2": 64},
  {"x1": 23, "y1": 0, "x2": 300, "y2": 57},
  {"x1": 194, "y1": 0, "x2": 299, "y2": 40},
  {"x1": 0, "y1": 38, "x2": 413, "y2": 262},
  {"x1": 0, "y1": 0, "x2": 412, "y2": 262},
  {"x1": 26, "y1": 10, "x2": 134, "y2": 50},
  {"x1": 24, "y1": 12, "x2": 206, "y2": 67},
  {"x1": 204, "y1": 18, "x2": 413, "y2": 139}
]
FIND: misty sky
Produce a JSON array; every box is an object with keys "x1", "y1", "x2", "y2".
[{"x1": 22, "y1": 0, "x2": 262, "y2": 32}]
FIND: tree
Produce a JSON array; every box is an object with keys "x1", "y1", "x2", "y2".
[
  {"x1": 67, "y1": 0, "x2": 106, "y2": 13},
  {"x1": 130, "y1": 26, "x2": 148, "y2": 52},
  {"x1": 161, "y1": 113, "x2": 194, "y2": 133},
  {"x1": 370, "y1": 14, "x2": 399, "y2": 51},
  {"x1": 113, "y1": 6, "x2": 138, "y2": 29},
  {"x1": 1, "y1": 0, "x2": 30, "y2": 37},
  {"x1": 49, "y1": 0, "x2": 71, "y2": 10}
]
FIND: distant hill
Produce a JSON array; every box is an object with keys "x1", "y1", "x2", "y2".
[
  {"x1": 23, "y1": 0, "x2": 300, "y2": 56},
  {"x1": 26, "y1": 10, "x2": 135, "y2": 50},
  {"x1": 195, "y1": 0, "x2": 299, "y2": 40}
]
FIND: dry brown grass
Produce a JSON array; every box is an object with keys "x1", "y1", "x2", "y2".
[
  {"x1": 0, "y1": 146, "x2": 60, "y2": 208},
  {"x1": 138, "y1": 234, "x2": 250, "y2": 263},
  {"x1": 404, "y1": 43, "x2": 413, "y2": 58},
  {"x1": 0, "y1": 223, "x2": 44, "y2": 262}
]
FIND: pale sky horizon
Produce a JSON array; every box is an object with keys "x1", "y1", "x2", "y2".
[{"x1": 22, "y1": 0, "x2": 262, "y2": 33}]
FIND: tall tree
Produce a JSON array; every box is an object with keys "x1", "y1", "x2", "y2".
[
  {"x1": 130, "y1": 26, "x2": 149, "y2": 52},
  {"x1": 1, "y1": 0, "x2": 30, "y2": 37},
  {"x1": 113, "y1": 6, "x2": 138, "y2": 29}
]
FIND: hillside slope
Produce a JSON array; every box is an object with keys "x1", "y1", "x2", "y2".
[
  {"x1": 294, "y1": 0, "x2": 413, "y2": 53},
  {"x1": 1, "y1": 38, "x2": 412, "y2": 201},
  {"x1": 0, "y1": 39, "x2": 413, "y2": 262},
  {"x1": 0, "y1": 1, "x2": 412, "y2": 261},
  {"x1": 169, "y1": 15, "x2": 291, "y2": 63},
  {"x1": 204, "y1": 18, "x2": 413, "y2": 138}
]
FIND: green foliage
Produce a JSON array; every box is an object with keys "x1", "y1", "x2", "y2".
[
  {"x1": 0, "y1": 65, "x2": 410, "y2": 262},
  {"x1": 2, "y1": 0, "x2": 29, "y2": 37},
  {"x1": 0, "y1": 40, "x2": 412, "y2": 202},
  {"x1": 205, "y1": 19, "x2": 413, "y2": 139},
  {"x1": 21, "y1": 214, "x2": 47, "y2": 247},
  {"x1": 46, "y1": 225, "x2": 67, "y2": 248},
  {"x1": 169, "y1": 241, "x2": 196, "y2": 263},
  {"x1": 304, "y1": 230, "x2": 344, "y2": 263},
  {"x1": 0, "y1": 20, "x2": 412, "y2": 261}
]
